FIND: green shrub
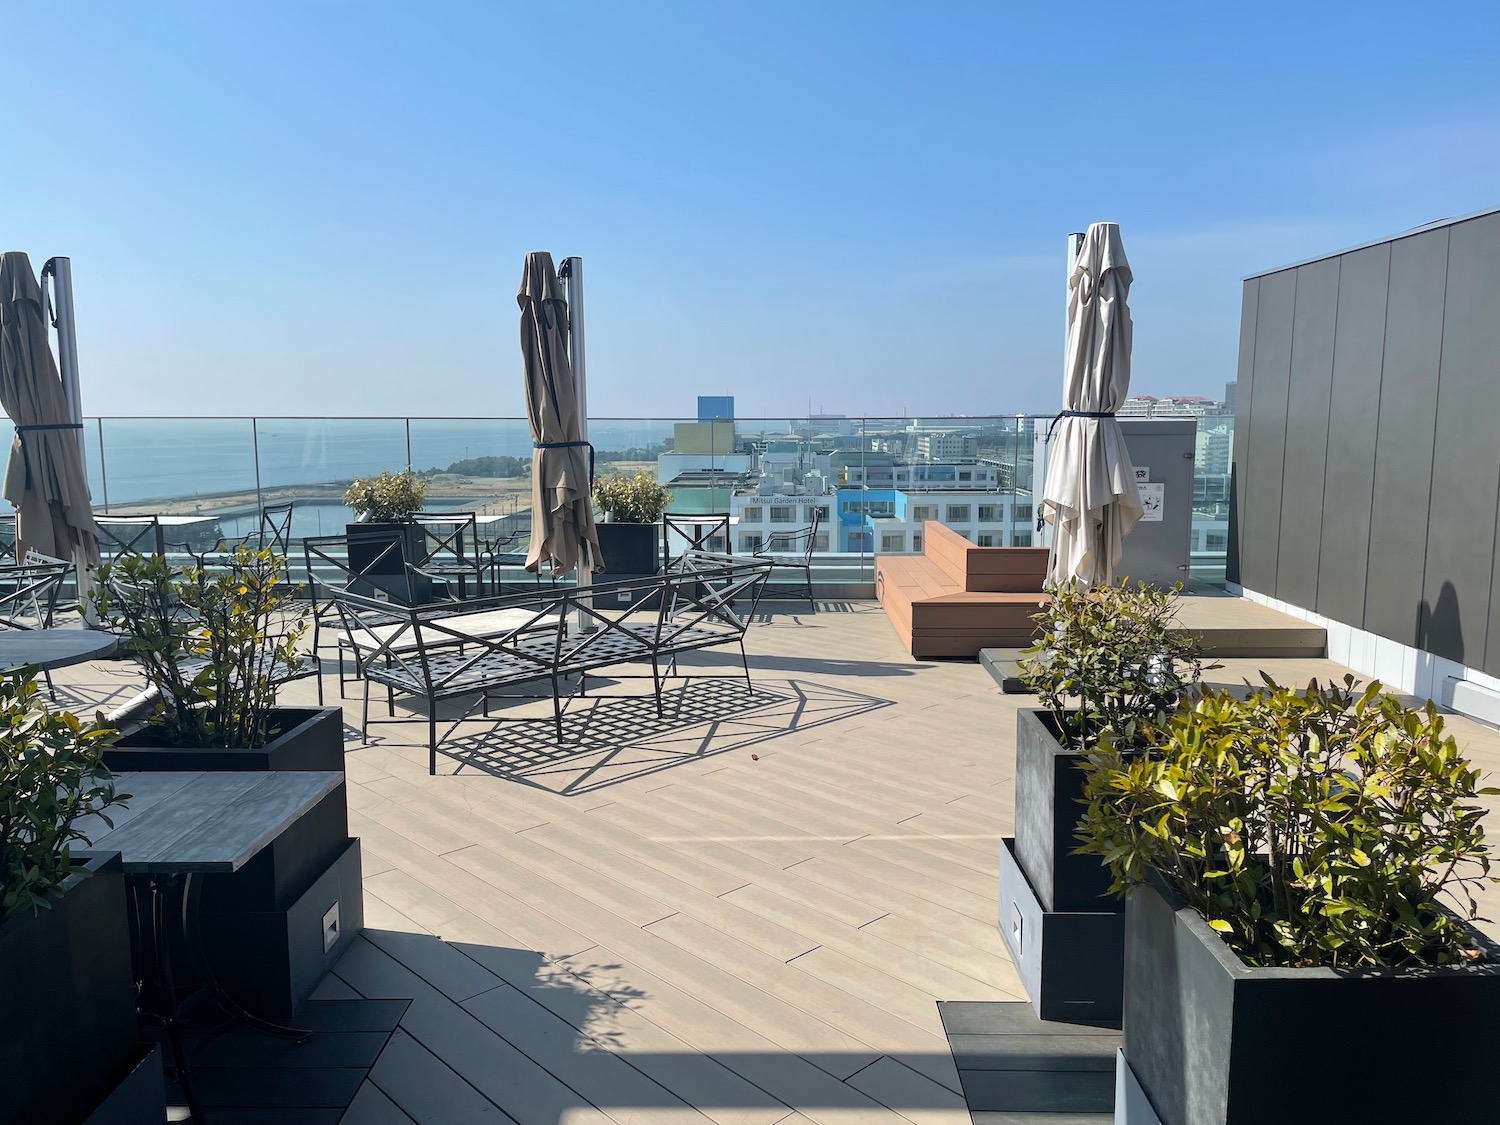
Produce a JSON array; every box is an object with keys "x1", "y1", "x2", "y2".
[
  {"x1": 93, "y1": 547, "x2": 308, "y2": 749},
  {"x1": 344, "y1": 468, "x2": 426, "y2": 523},
  {"x1": 1019, "y1": 579, "x2": 1211, "y2": 752},
  {"x1": 593, "y1": 471, "x2": 672, "y2": 524},
  {"x1": 0, "y1": 673, "x2": 125, "y2": 922},
  {"x1": 1077, "y1": 674, "x2": 1497, "y2": 968}
]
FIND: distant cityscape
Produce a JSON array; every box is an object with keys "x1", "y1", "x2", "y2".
[{"x1": 642, "y1": 389, "x2": 1235, "y2": 563}]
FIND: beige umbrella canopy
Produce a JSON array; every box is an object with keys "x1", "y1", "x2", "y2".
[
  {"x1": 1039, "y1": 222, "x2": 1143, "y2": 587},
  {"x1": 519, "y1": 251, "x2": 601, "y2": 577},
  {"x1": 0, "y1": 252, "x2": 97, "y2": 564}
]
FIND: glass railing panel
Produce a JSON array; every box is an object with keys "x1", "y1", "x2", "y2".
[
  {"x1": 247, "y1": 417, "x2": 409, "y2": 544},
  {"x1": 407, "y1": 418, "x2": 535, "y2": 558},
  {"x1": 1190, "y1": 412, "x2": 1233, "y2": 586},
  {"x1": 92, "y1": 417, "x2": 258, "y2": 560}
]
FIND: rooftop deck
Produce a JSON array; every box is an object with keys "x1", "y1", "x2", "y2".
[{"x1": 55, "y1": 597, "x2": 1500, "y2": 1124}]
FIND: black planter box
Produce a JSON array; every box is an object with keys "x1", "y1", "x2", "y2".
[
  {"x1": 1001, "y1": 709, "x2": 1125, "y2": 1027},
  {"x1": 200, "y1": 837, "x2": 364, "y2": 1017},
  {"x1": 597, "y1": 521, "x2": 660, "y2": 577},
  {"x1": 1123, "y1": 877, "x2": 1500, "y2": 1125},
  {"x1": 588, "y1": 574, "x2": 663, "y2": 612},
  {"x1": 104, "y1": 706, "x2": 346, "y2": 773},
  {"x1": 0, "y1": 852, "x2": 161, "y2": 1125},
  {"x1": 998, "y1": 837, "x2": 1123, "y2": 1026},
  {"x1": 346, "y1": 521, "x2": 433, "y2": 604},
  {"x1": 1013, "y1": 708, "x2": 1117, "y2": 914}
]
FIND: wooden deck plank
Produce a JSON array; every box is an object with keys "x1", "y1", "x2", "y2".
[
  {"x1": 451, "y1": 942, "x2": 797, "y2": 1125},
  {"x1": 339, "y1": 1078, "x2": 420, "y2": 1125},
  {"x1": 440, "y1": 843, "x2": 885, "y2": 1073},
  {"x1": 718, "y1": 884, "x2": 1019, "y2": 1002},
  {"x1": 361, "y1": 1030, "x2": 519, "y2": 1125},
  {"x1": 336, "y1": 937, "x2": 619, "y2": 1125},
  {"x1": 557, "y1": 945, "x2": 908, "y2": 1125},
  {"x1": 843, "y1": 1056, "x2": 970, "y2": 1125}
]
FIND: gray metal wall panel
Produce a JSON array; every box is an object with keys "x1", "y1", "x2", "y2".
[
  {"x1": 1363, "y1": 228, "x2": 1450, "y2": 647},
  {"x1": 1239, "y1": 270, "x2": 1297, "y2": 594},
  {"x1": 1274, "y1": 257, "x2": 1340, "y2": 609},
  {"x1": 1424, "y1": 215, "x2": 1500, "y2": 672},
  {"x1": 1315, "y1": 244, "x2": 1389, "y2": 628},
  {"x1": 1227, "y1": 280, "x2": 1258, "y2": 586}
]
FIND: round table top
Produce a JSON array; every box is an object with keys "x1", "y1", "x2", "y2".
[{"x1": 0, "y1": 627, "x2": 117, "y2": 671}]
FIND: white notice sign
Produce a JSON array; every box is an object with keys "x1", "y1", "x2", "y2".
[
  {"x1": 1134, "y1": 466, "x2": 1150, "y2": 483},
  {"x1": 1138, "y1": 482, "x2": 1164, "y2": 522}
]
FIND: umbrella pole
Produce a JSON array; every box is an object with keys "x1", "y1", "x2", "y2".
[
  {"x1": 47, "y1": 257, "x2": 99, "y2": 624},
  {"x1": 563, "y1": 256, "x2": 595, "y2": 632}
]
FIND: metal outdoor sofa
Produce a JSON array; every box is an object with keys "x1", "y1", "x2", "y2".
[{"x1": 331, "y1": 551, "x2": 774, "y2": 773}]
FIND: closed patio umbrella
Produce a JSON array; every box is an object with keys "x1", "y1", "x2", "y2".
[
  {"x1": 1039, "y1": 222, "x2": 1142, "y2": 587},
  {"x1": 0, "y1": 252, "x2": 97, "y2": 565},
  {"x1": 519, "y1": 251, "x2": 601, "y2": 577}
]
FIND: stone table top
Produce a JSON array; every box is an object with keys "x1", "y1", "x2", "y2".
[
  {"x1": 77, "y1": 770, "x2": 344, "y2": 875},
  {"x1": 0, "y1": 626, "x2": 117, "y2": 671}
]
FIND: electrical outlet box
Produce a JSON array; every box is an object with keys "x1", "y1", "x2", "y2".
[{"x1": 322, "y1": 902, "x2": 341, "y2": 953}]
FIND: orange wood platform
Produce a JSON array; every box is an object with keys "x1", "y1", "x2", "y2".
[{"x1": 875, "y1": 522, "x2": 1048, "y2": 658}]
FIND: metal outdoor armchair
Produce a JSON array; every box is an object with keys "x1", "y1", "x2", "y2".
[
  {"x1": 411, "y1": 512, "x2": 484, "y2": 599},
  {"x1": 662, "y1": 512, "x2": 732, "y2": 568},
  {"x1": 333, "y1": 551, "x2": 774, "y2": 774},
  {"x1": 302, "y1": 532, "x2": 439, "y2": 704},
  {"x1": 751, "y1": 507, "x2": 819, "y2": 612},
  {"x1": 169, "y1": 501, "x2": 296, "y2": 568}
]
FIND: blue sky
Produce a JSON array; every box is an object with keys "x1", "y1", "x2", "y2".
[{"x1": 6, "y1": 1, "x2": 1499, "y2": 419}]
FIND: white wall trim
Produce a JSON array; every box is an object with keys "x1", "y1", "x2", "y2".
[{"x1": 1240, "y1": 587, "x2": 1500, "y2": 714}]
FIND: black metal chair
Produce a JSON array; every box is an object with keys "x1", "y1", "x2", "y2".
[
  {"x1": 752, "y1": 507, "x2": 820, "y2": 612},
  {"x1": 662, "y1": 512, "x2": 732, "y2": 569},
  {"x1": 302, "y1": 532, "x2": 444, "y2": 704},
  {"x1": 97, "y1": 515, "x2": 162, "y2": 561},
  {"x1": 475, "y1": 530, "x2": 525, "y2": 596},
  {"x1": 257, "y1": 502, "x2": 295, "y2": 553},
  {"x1": 412, "y1": 512, "x2": 484, "y2": 599},
  {"x1": 3, "y1": 557, "x2": 90, "y2": 698}
]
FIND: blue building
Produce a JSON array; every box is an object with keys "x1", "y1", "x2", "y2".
[{"x1": 697, "y1": 395, "x2": 734, "y2": 422}]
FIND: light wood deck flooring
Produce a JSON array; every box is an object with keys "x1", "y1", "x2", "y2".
[{"x1": 49, "y1": 599, "x2": 1500, "y2": 1125}]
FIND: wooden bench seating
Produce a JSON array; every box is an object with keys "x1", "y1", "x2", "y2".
[{"x1": 875, "y1": 521, "x2": 1048, "y2": 658}]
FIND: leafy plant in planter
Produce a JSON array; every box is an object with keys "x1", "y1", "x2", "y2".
[
  {"x1": 93, "y1": 546, "x2": 308, "y2": 749},
  {"x1": 1, "y1": 671, "x2": 124, "y2": 919},
  {"x1": 0, "y1": 671, "x2": 157, "y2": 1125},
  {"x1": 1080, "y1": 674, "x2": 1496, "y2": 968},
  {"x1": 593, "y1": 470, "x2": 671, "y2": 524},
  {"x1": 1082, "y1": 675, "x2": 1500, "y2": 1125},
  {"x1": 343, "y1": 467, "x2": 427, "y2": 523},
  {"x1": 1021, "y1": 579, "x2": 1212, "y2": 753}
]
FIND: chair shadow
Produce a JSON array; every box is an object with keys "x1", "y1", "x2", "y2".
[{"x1": 433, "y1": 675, "x2": 894, "y2": 794}]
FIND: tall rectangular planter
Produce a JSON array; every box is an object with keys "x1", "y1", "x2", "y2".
[
  {"x1": 0, "y1": 852, "x2": 161, "y2": 1125},
  {"x1": 1123, "y1": 878, "x2": 1500, "y2": 1125},
  {"x1": 597, "y1": 521, "x2": 661, "y2": 576},
  {"x1": 346, "y1": 521, "x2": 433, "y2": 604},
  {"x1": 999, "y1": 837, "x2": 1124, "y2": 1026},
  {"x1": 1002, "y1": 708, "x2": 1125, "y2": 1027},
  {"x1": 200, "y1": 836, "x2": 364, "y2": 1017},
  {"x1": 1013, "y1": 708, "x2": 1117, "y2": 913}
]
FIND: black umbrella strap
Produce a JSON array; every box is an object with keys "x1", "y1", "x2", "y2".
[
  {"x1": 534, "y1": 440, "x2": 596, "y2": 483},
  {"x1": 14, "y1": 423, "x2": 84, "y2": 490},
  {"x1": 1045, "y1": 409, "x2": 1116, "y2": 443}
]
